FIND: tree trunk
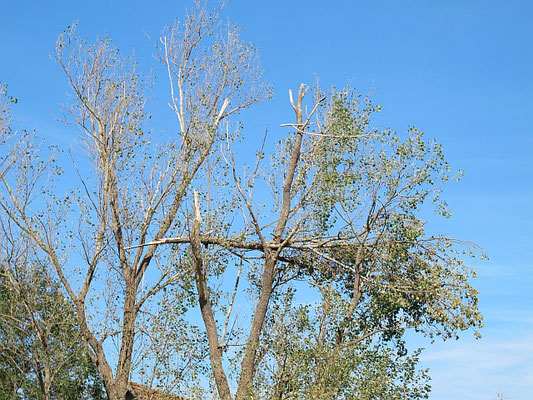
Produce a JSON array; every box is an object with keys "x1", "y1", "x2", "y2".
[{"x1": 191, "y1": 191, "x2": 233, "y2": 400}]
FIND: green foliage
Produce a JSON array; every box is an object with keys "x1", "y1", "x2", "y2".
[
  {"x1": 269, "y1": 87, "x2": 482, "y2": 338},
  {"x1": 253, "y1": 291, "x2": 431, "y2": 399},
  {"x1": 0, "y1": 7, "x2": 484, "y2": 398},
  {"x1": 0, "y1": 259, "x2": 106, "y2": 399},
  {"x1": 252, "y1": 86, "x2": 483, "y2": 399}
]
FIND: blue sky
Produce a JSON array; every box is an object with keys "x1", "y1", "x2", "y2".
[{"x1": 1, "y1": 1, "x2": 532, "y2": 398}]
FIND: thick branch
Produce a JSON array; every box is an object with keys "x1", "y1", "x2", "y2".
[{"x1": 191, "y1": 190, "x2": 232, "y2": 400}]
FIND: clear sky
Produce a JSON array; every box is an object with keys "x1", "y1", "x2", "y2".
[{"x1": 1, "y1": 1, "x2": 532, "y2": 399}]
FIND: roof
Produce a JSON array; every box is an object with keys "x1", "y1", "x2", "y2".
[{"x1": 128, "y1": 382, "x2": 188, "y2": 400}]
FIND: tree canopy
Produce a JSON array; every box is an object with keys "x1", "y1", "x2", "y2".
[
  {"x1": 0, "y1": 234, "x2": 105, "y2": 400},
  {"x1": 0, "y1": 2, "x2": 483, "y2": 400}
]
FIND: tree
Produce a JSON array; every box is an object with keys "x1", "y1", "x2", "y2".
[
  {"x1": 0, "y1": 2, "x2": 267, "y2": 399},
  {"x1": 0, "y1": 2, "x2": 483, "y2": 400},
  {"x1": 0, "y1": 234, "x2": 106, "y2": 400},
  {"x1": 162, "y1": 85, "x2": 483, "y2": 399}
]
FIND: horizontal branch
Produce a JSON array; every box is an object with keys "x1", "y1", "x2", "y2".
[
  {"x1": 124, "y1": 235, "x2": 356, "y2": 252},
  {"x1": 124, "y1": 233, "x2": 452, "y2": 254}
]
